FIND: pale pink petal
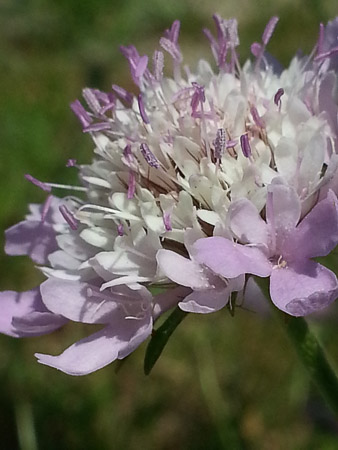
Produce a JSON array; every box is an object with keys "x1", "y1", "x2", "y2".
[
  {"x1": 179, "y1": 286, "x2": 231, "y2": 313},
  {"x1": 26, "y1": 196, "x2": 64, "y2": 223},
  {"x1": 156, "y1": 249, "x2": 210, "y2": 289},
  {"x1": 152, "y1": 286, "x2": 190, "y2": 320},
  {"x1": 229, "y1": 198, "x2": 269, "y2": 245},
  {"x1": 266, "y1": 183, "x2": 301, "y2": 234},
  {"x1": 35, "y1": 328, "x2": 121, "y2": 375},
  {"x1": 40, "y1": 278, "x2": 150, "y2": 324},
  {"x1": 35, "y1": 312, "x2": 152, "y2": 375},
  {"x1": 243, "y1": 277, "x2": 271, "y2": 315},
  {"x1": 192, "y1": 237, "x2": 272, "y2": 278},
  {"x1": 0, "y1": 288, "x2": 66, "y2": 337},
  {"x1": 5, "y1": 221, "x2": 58, "y2": 264},
  {"x1": 285, "y1": 190, "x2": 338, "y2": 260},
  {"x1": 270, "y1": 260, "x2": 338, "y2": 316}
]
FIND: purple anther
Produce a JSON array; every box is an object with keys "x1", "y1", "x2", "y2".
[
  {"x1": 262, "y1": 16, "x2": 279, "y2": 46},
  {"x1": 159, "y1": 37, "x2": 182, "y2": 63},
  {"x1": 137, "y1": 94, "x2": 150, "y2": 124},
  {"x1": 226, "y1": 18, "x2": 240, "y2": 48},
  {"x1": 164, "y1": 20, "x2": 180, "y2": 44},
  {"x1": 83, "y1": 122, "x2": 112, "y2": 133},
  {"x1": 25, "y1": 174, "x2": 52, "y2": 192},
  {"x1": 214, "y1": 128, "x2": 226, "y2": 159},
  {"x1": 160, "y1": 20, "x2": 182, "y2": 63},
  {"x1": 240, "y1": 134, "x2": 252, "y2": 158},
  {"x1": 66, "y1": 159, "x2": 77, "y2": 167},
  {"x1": 70, "y1": 100, "x2": 92, "y2": 129},
  {"x1": 99, "y1": 98, "x2": 116, "y2": 115},
  {"x1": 82, "y1": 88, "x2": 102, "y2": 115},
  {"x1": 140, "y1": 143, "x2": 159, "y2": 168},
  {"x1": 112, "y1": 85, "x2": 133, "y2": 106},
  {"x1": 135, "y1": 55, "x2": 149, "y2": 79},
  {"x1": 127, "y1": 170, "x2": 136, "y2": 199},
  {"x1": 41, "y1": 195, "x2": 53, "y2": 223},
  {"x1": 226, "y1": 139, "x2": 237, "y2": 148},
  {"x1": 250, "y1": 42, "x2": 262, "y2": 58},
  {"x1": 123, "y1": 144, "x2": 133, "y2": 162},
  {"x1": 163, "y1": 210, "x2": 172, "y2": 231},
  {"x1": 59, "y1": 205, "x2": 78, "y2": 231},
  {"x1": 250, "y1": 106, "x2": 265, "y2": 128},
  {"x1": 274, "y1": 88, "x2": 284, "y2": 107},
  {"x1": 120, "y1": 45, "x2": 151, "y2": 86},
  {"x1": 317, "y1": 23, "x2": 325, "y2": 56},
  {"x1": 153, "y1": 50, "x2": 164, "y2": 81},
  {"x1": 191, "y1": 83, "x2": 205, "y2": 117},
  {"x1": 204, "y1": 15, "x2": 239, "y2": 71},
  {"x1": 117, "y1": 223, "x2": 124, "y2": 236}
]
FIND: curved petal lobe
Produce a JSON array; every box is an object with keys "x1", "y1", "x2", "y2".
[
  {"x1": 35, "y1": 312, "x2": 152, "y2": 375},
  {"x1": 192, "y1": 237, "x2": 272, "y2": 278},
  {"x1": 270, "y1": 260, "x2": 338, "y2": 316},
  {"x1": 156, "y1": 249, "x2": 210, "y2": 289},
  {"x1": 179, "y1": 287, "x2": 231, "y2": 314},
  {"x1": 5, "y1": 221, "x2": 58, "y2": 264},
  {"x1": 286, "y1": 190, "x2": 338, "y2": 259},
  {"x1": 0, "y1": 288, "x2": 66, "y2": 337}
]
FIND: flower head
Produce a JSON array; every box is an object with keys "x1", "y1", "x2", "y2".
[{"x1": 1, "y1": 15, "x2": 338, "y2": 374}]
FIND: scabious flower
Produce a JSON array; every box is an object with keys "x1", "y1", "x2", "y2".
[{"x1": 1, "y1": 16, "x2": 338, "y2": 375}]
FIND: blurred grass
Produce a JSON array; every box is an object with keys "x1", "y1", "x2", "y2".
[{"x1": 1, "y1": 0, "x2": 338, "y2": 449}]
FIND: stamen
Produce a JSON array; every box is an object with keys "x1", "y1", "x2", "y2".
[
  {"x1": 160, "y1": 20, "x2": 182, "y2": 63},
  {"x1": 117, "y1": 223, "x2": 124, "y2": 236},
  {"x1": 140, "y1": 143, "x2": 160, "y2": 168},
  {"x1": 135, "y1": 55, "x2": 149, "y2": 79},
  {"x1": 66, "y1": 159, "x2": 77, "y2": 167},
  {"x1": 82, "y1": 88, "x2": 102, "y2": 115},
  {"x1": 41, "y1": 195, "x2": 53, "y2": 222},
  {"x1": 204, "y1": 15, "x2": 239, "y2": 72},
  {"x1": 153, "y1": 50, "x2": 164, "y2": 81},
  {"x1": 120, "y1": 45, "x2": 150, "y2": 86},
  {"x1": 191, "y1": 82, "x2": 205, "y2": 117},
  {"x1": 226, "y1": 139, "x2": 237, "y2": 148},
  {"x1": 70, "y1": 100, "x2": 92, "y2": 129},
  {"x1": 240, "y1": 134, "x2": 251, "y2": 158},
  {"x1": 262, "y1": 16, "x2": 279, "y2": 46},
  {"x1": 137, "y1": 94, "x2": 150, "y2": 124},
  {"x1": 250, "y1": 42, "x2": 261, "y2": 58},
  {"x1": 252, "y1": 16, "x2": 279, "y2": 70},
  {"x1": 317, "y1": 23, "x2": 325, "y2": 56},
  {"x1": 99, "y1": 99, "x2": 116, "y2": 115},
  {"x1": 83, "y1": 122, "x2": 112, "y2": 133},
  {"x1": 274, "y1": 88, "x2": 284, "y2": 107},
  {"x1": 314, "y1": 46, "x2": 338, "y2": 62},
  {"x1": 59, "y1": 205, "x2": 79, "y2": 230},
  {"x1": 112, "y1": 84, "x2": 133, "y2": 106},
  {"x1": 45, "y1": 182, "x2": 87, "y2": 192},
  {"x1": 214, "y1": 128, "x2": 226, "y2": 159},
  {"x1": 25, "y1": 174, "x2": 52, "y2": 192},
  {"x1": 163, "y1": 210, "x2": 172, "y2": 231},
  {"x1": 250, "y1": 106, "x2": 265, "y2": 128},
  {"x1": 127, "y1": 170, "x2": 136, "y2": 199}
]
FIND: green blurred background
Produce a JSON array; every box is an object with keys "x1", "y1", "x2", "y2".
[{"x1": 1, "y1": 0, "x2": 338, "y2": 448}]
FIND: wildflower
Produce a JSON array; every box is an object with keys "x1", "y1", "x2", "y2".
[
  {"x1": 1, "y1": 15, "x2": 338, "y2": 374},
  {"x1": 192, "y1": 183, "x2": 338, "y2": 316}
]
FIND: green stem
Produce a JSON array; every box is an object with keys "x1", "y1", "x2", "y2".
[
  {"x1": 255, "y1": 277, "x2": 338, "y2": 417},
  {"x1": 284, "y1": 315, "x2": 338, "y2": 417}
]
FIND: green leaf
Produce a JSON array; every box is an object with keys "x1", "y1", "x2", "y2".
[{"x1": 144, "y1": 307, "x2": 188, "y2": 375}]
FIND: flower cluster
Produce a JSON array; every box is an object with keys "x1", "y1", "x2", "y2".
[{"x1": 1, "y1": 16, "x2": 338, "y2": 375}]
